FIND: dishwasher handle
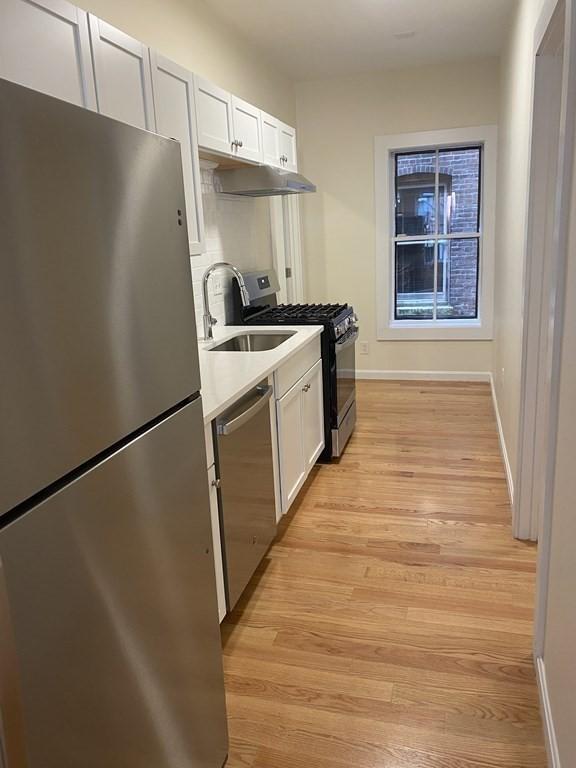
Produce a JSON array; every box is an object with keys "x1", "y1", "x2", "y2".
[{"x1": 217, "y1": 385, "x2": 273, "y2": 436}]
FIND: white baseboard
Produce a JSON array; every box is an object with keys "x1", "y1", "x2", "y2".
[
  {"x1": 356, "y1": 369, "x2": 491, "y2": 382},
  {"x1": 489, "y1": 373, "x2": 515, "y2": 505},
  {"x1": 536, "y1": 656, "x2": 561, "y2": 768}
]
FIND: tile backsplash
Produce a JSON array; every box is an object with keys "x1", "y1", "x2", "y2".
[{"x1": 191, "y1": 163, "x2": 273, "y2": 338}]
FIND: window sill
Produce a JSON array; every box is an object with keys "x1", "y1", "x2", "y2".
[{"x1": 378, "y1": 320, "x2": 493, "y2": 341}]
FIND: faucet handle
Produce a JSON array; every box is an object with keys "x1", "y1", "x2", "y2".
[{"x1": 210, "y1": 317, "x2": 218, "y2": 327}]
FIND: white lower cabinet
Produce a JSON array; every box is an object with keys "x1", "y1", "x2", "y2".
[
  {"x1": 276, "y1": 358, "x2": 324, "y2": 514},
  {"x1": 276, "y1": 379, "x2": 306, "y2": 512},
  {"x1": 302, "y1": 360, "x2": 325, "y2": 471},
  {"x1": 207, "y1": 463, "x2": 227, "y2": 622}
]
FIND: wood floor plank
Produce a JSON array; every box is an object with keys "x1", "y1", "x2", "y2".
[{"x1": 221, "y1": 380, "x2": 546, "y2": 767}]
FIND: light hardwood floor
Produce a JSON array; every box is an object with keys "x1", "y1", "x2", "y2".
[{"x1": 221, "y1": 380, "x2": 546, "y2": 768}]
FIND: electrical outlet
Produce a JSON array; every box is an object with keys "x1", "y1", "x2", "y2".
[{"x1": 359, "y1": 341, "x2": 369, "y2": 355}]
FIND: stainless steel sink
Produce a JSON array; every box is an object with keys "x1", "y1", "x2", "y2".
[{"x1": 208, "y1": 332, "x2": 295, "y2": 352}]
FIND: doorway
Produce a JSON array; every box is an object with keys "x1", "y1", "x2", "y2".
[
  {"x1": 515, "y1": 1, "x2": 566, "y2": 543},
  {"x1": 270, "y1": 196, "x2": 305, "y2": 303}
]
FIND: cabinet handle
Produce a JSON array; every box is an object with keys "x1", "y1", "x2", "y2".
[
  {"x1": 211, "y1": 478, "x2": 221, "y2": 489},
  {"x1": 232, "y1": 139, "x2": 243, "y2": 149},
  {"x1": 237, "y1": 140, "x2": 243, "y2": 148},
  {"x1": 302, "y1": 383, "x2": 311, "y2": 393}
]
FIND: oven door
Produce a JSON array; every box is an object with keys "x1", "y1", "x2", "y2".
[{"x1": 334, "y1": 328, "x2": 358, "y2": 426}]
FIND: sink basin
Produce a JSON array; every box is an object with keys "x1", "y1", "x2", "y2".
[{"x1": 208, "y1": 332, "x2": 295, "y2": 352}]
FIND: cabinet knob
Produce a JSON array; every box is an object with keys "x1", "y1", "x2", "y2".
[{"x1": 211, "y1": 478, "x2": 221, "y2": 489}]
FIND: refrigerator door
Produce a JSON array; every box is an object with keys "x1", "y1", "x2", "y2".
[
  {"x1": 0, "y1": 398, "x2": 228, "y2": 768},
  {"x1": 0, "y1": 78, "x2": 200, "y2": 514}
]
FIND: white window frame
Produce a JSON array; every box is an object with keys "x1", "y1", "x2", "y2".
[{"x1": 375, "y1": 125, "x2": 497, "y2": 341}]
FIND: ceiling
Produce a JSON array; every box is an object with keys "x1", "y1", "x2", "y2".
[{"x1": 202, "y1": 0, "x2": 517, "y2": 81}]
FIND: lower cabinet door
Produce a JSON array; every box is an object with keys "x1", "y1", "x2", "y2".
[
  {"x1": 276, "y1": 382, "x2": 306, "y2": 513},
  {"x1": 302, "y1": 359, "x2": 325, "y2": 470}
]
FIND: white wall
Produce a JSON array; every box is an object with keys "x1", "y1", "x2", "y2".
[
  {"x1": 541, "y1": 131, "x2": 576, "y2": 764},
  {"x1": 295, "y1": 58, "x2": 500, "y2": 375},
  {"x1": 492, "y1": 0, "x2": 550, "y2": 480}
]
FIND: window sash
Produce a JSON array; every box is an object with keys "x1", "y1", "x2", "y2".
[{"x1": 393, "y1": 145, "x2": 482, "y2": 323}]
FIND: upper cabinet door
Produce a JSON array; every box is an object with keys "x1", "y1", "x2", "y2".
[
  {"x1": 88, "y1": 15, "x2": 154, "y2": 130},
  {"x1": 279, "y1": 121, "x2": 298, "y2": 172},
  {"x1": 231, "y1": 95, "x2": 262, "y2": 163},
  {"x1": 194, "y1": 75, "x2": 233, "y2": 155},
  {"x1": 150, "y1": 52, "x2": 205, "y2": 255},
  {"x1": 261, "y1": 111, "x2": 281, "y2": 168},
  {"x1": 0, "y1": 0, "x2": 96, "y2": 108}
]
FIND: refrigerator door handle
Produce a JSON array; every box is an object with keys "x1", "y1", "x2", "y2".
[{"x1": 0, "y1": 558, "x2": 28, "y2": 768}]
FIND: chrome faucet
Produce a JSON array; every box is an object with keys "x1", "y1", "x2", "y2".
[{"x1": 201, "y1": 262, "x2": 250, "y2": 341}]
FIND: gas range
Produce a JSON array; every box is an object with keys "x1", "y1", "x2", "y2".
[
  {"x1": 231, "y1": 270, "x2": 358, "y2": 460},
  {"x1": 243, "y1": 302, "x2": 357, "y2": 341}
]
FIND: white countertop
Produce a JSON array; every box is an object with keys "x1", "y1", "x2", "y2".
[{"x1": 198, "y1": 325, "x2": 323, "y2": 422}]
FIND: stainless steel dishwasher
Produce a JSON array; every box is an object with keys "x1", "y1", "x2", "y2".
[{"x1": 215, "y1": 380, "x2": 277, "y2": 611}]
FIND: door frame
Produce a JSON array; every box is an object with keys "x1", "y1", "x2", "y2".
[
  {"x1": 515, "y1": 0, "x2": 568, "y2": 542},
  {"x1": 515, "y1": 0, "x2": 576, "y2": 658},
  {"x1": 270, "y1": 196, "x2": 305, "y2": 303}
]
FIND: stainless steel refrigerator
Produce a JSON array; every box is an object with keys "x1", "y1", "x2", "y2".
[{"x1": 0, "y1": 78, "x2": 228, "y2": 768}]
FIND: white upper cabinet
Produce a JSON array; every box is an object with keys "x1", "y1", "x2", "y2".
[
  {"x1": 261, "y1": 111, "x2": 281, "y2": 168},
  {"x1": 88, "y1": 15, "x2": 154, "y2": 130},
  {"x1": 261, "y1": 112, "x2": 297, "y2": 171},
  {"x1": 279, "y1": 121, "x2": 298, "y2": 172},
  {"x1": 194, "y1": 75, "x2": 233, "y2": 155},
  {"x1": 194, "y1": 77, "x2": 265, "y2": 163},
  {"x1": 150, "y1": 52, "x2": 205, "y2": 255},
  {"x1": 230, "y1": 95, "x2": 262, "y2": 163},
  {"x1": 0, "y1": 0, "x2": 96, "y2": 108}
]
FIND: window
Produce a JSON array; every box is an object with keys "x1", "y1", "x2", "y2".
[{"x1": 375, "y1": 127, "x2": 497, "y2": 341}]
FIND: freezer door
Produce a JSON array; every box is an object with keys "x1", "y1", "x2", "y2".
[
  {"x1": 0, "y1": 78, "x2": 200, "y2": 514},
  {"x1": 0, "y1": 399, "x2": 228, "y2": 768}
]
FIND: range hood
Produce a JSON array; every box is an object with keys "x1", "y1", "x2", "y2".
[{"x1": 214, "y1": 165, "x2": 316, "y2": 197}]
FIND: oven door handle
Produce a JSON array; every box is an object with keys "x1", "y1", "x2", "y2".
[{"x1": 336, "y1": 328, "x2": 359, "y2": 351}]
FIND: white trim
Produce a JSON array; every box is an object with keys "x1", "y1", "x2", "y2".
[
  {"x1": 284, "y1": 196, "x2": 305, "y2": 302},
  {"x1": 356, "y1": 369, "x2": 491, "y2": 382},
  {"x1": 536, "y1": 656, "x2": 562, "y2": 768},
  {"x1": 375, "y1": 125, "x2": 497, "y2": 341},
  {"x1": 269, "y1": 198, "x2": 288, "y2": 303},
  {"x1": 534, "y1": 0, "x2": 576, "y2": 660},
  {"x1": 269, "y1": 197, "x2": 305, "y2": 304},
  {"x1": 489, "y1": 374, "x2": 515, "y2": 507},
  {"x1": 515, "y1": 1, "x2": 566, "y2": 544}
]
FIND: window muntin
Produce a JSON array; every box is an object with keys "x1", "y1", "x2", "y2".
[{"x1": 393, "y1": 146, "x2": 482, "y2": 322}]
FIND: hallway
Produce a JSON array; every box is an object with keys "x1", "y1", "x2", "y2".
[{"x1": 222, "y1": 380, "x2": 546, "y2": 767}]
